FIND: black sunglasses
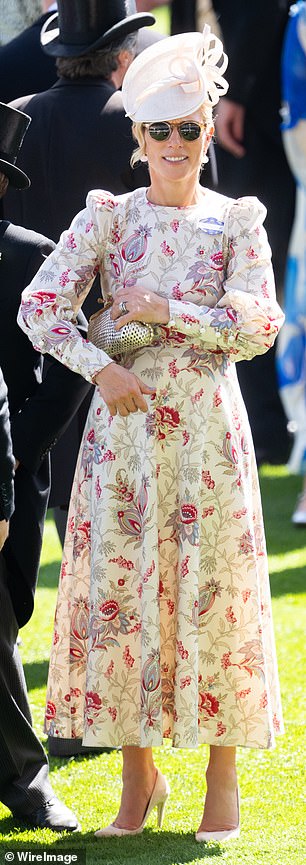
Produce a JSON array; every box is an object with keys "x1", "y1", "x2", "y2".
[{"x1": 144, "y1": 121, "x2": 206, "y2": 142}]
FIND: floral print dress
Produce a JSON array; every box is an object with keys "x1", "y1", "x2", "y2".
[{"x1": 19, "y1": 186, "x2": 284, "y2": 749}]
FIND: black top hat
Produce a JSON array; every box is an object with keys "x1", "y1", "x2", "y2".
[
  {"x1": 0, "y1": 103, "x2": 31, "y2": 189},
  {"x1": 41, "y1": 0, "x2": 155, "y2": 58}
]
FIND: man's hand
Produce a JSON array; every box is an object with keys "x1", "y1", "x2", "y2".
[
  {"x1": 215, "y1": 98, "x2": 246, "y2": 158},
  {"x1": 0, "y1": 519, "x2": 9, "y2": 551},
  {"x1": 94, "y1": 362, "x2": 155, "y2": 417}
]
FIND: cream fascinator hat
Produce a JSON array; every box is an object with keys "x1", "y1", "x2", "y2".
[{"x1": 122, "y1": 25, "x2": 228, "y2": 123}]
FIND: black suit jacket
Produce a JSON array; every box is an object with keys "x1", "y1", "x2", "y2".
[
  {"x1": 170, "y1": 0, "x2": 196, "y2": 33},
  {"x1": 213, "y1": 0, "x2": 291, "y2": 139},
  {"x1": 211, "y1": 0, "x2": 295, "y2": 290},
  {"x1": 0, "y1": 367, "x2": 14, "y2": 522},
  {"x1": 0, "y1": 220, "x2": 90, "y2": 627},
  {"x1": 0, "y1": 13, "x2": 57, "y2": 104},
  {"x1": 4, "y1": 78, "x2": 149, "y2": 267},
  {"x1": 2, "y1": 76, "x2": 151, "y2": 508}
]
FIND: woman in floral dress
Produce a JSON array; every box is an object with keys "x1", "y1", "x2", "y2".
[{"x1": 18, "y1": 25, "x2": 284, "y2": 842}]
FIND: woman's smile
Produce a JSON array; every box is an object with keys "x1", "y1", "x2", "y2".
[{"x1": 163, "y1": 155, "x2": 188, "y2": 162}]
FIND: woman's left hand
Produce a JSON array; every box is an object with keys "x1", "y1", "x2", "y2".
[{"x1": 111, "y1": 287, "x2": 170, "y2": 329}]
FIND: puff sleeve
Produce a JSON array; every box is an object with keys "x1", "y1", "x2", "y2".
[
  {"x1": 165, "y1": 196, "x2": 284, "y2": 362},
  {"x1": 18, "y1": 190, "x2": 116, "y2": 384}
]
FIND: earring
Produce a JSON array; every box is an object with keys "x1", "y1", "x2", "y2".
[
  {"x1": 202, "y1": 154, "x2": 209, "y2": 164},
  {"x1": 140, "y1": 154, "x2": 148, "y2": 162}
]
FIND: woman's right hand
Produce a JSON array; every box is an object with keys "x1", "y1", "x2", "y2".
[{"x1": 93, "y1": 362, "x2": 155, "y2": 417}]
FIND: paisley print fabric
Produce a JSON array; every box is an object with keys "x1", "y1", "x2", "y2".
[{"x1": 19, "y1": 187, "x2": 284, "y2": 749}]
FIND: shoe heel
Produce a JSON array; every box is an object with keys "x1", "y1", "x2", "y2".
[{"x1": 156, "y1": 794, "x2": 168, "y2": 828}]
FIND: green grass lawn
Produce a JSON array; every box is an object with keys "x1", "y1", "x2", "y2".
[{"x1": 0, "y1": 465, "x2": 305, "y2": 865}]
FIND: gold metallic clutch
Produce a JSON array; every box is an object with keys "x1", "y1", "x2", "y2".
[{"x1": 87, "y1": 301, "x2": 156, "y2": 358}]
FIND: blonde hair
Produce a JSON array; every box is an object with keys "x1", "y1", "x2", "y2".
[{"x1": 130, "y1": 102, "x2": 214, "y2": 168}]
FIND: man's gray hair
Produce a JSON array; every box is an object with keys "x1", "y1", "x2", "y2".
[{"x1": 56, "y1": 32, "x2": 138, "y2": 80}]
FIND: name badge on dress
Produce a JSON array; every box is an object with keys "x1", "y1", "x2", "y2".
[{"x1": 198, "y1": 217, "x2": 224, "y2": 234}]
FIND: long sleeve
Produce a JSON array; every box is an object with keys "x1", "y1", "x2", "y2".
[
  {"x1": 164, "y1": 196, "x2": 284, "y2": 362},
  {"x1": 18, "y1": 190, "x2": 117, "y2": 383}
]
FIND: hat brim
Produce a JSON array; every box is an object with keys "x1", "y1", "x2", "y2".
[
  {"x1": 122, "y1": 31, "x2": 207, "y2": 122},
  {"x1": 0, "y1": 159, "x2": 30, "y2": 189},
  {"x1": 41, "y1": 12, "x2": 156, "y2": 57}
]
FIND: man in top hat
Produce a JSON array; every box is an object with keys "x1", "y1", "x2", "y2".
[
  {"x1": 3, "y1": 0, "x2": 154, "y2": 246},
  {"x1": 2, "y1": 0, "x2": 155, "y2": 596},
  {"x1": 0, "y1": 1, "x2": 162, "y2": 105},
  {"x1": 0, "y1": 101, "x2": 90, "y2": 831}
]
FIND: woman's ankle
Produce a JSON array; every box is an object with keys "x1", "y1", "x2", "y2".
[
  {"x1": 121, "y1": 746, "x2": 155, "y2": 782},
  {"x1": 206, "y1": 763, "x2": 237, "y2": 787},
  {"x1": 206, "y1": 748, "x2": 237, "y2": 791}
]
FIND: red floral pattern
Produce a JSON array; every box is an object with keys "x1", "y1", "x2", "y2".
[
  {"x1": 198, "y1": 691, "x2": 220, "y2": 719},
  {"x1": 17, "y1": 186, "x2": 284, "y2": 750}
]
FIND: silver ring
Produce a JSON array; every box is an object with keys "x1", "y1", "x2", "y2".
[{"x1": 119, "y1": 300, "x2": 129, "y2": 315}]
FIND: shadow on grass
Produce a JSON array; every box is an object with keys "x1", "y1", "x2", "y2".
[
  {"x1": 270, "y1": 566, "x2": 306, "y2": 597},
  {"x1": 48, "y1": 748, "x2": 114, "y2": 768},
  {"x1": 0, "y1": 827, "x2": 224, "y2": 861}
]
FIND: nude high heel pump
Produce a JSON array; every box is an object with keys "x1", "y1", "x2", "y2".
[
  {"x1": 195, "y1": 789, "x2": 240, "y2": 843},
  {"x1": 94, "y1": 768, "x2": 170, "y2": 837}
]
